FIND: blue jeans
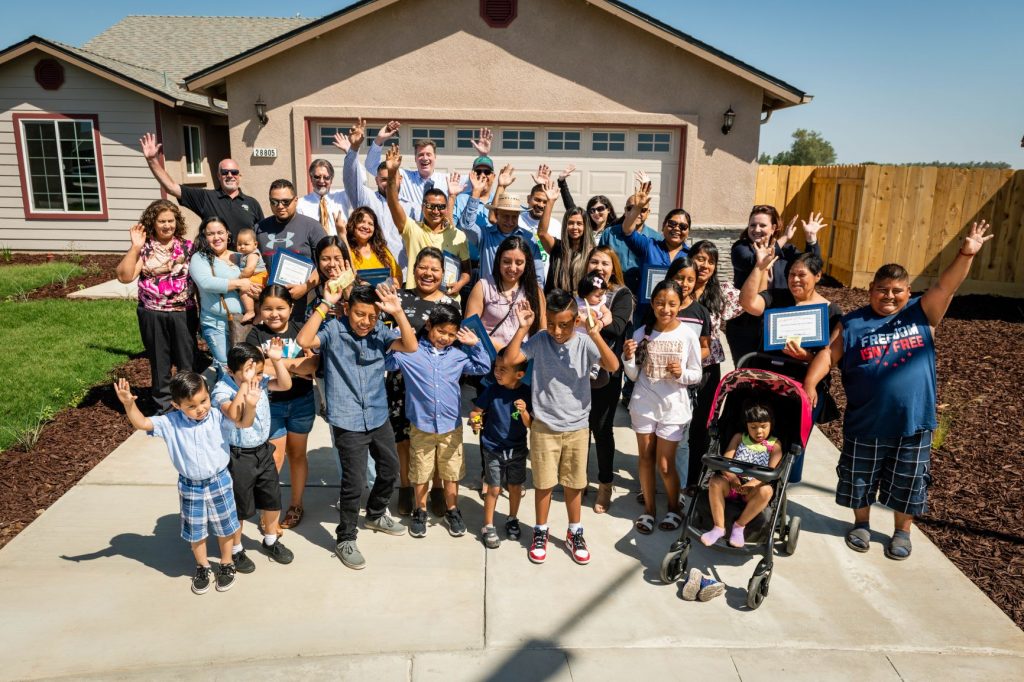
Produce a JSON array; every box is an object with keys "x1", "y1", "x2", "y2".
[{"x1": 199, "y1": 316, "x2": 228, "y2": 374}]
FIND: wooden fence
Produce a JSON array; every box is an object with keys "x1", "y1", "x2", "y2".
[{"x1": 754, "y1": 165, "x2": 1024, "y2": 296}]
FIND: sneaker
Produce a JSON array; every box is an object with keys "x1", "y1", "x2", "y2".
[
  {"x1": 505, "y1": 517, "x2": 522, "y2": 541},
  {"x1": 260, "y1": 539, "x2": 294, "y2": 564},
  {"x1": 335, "y1": 540, "x2": 366, "y2": 570},
  {"x1": 232, "y1": 549, "x2": 255, "y2": 574},
  {"x1": 565, "y1": 527, "x2": 591, "y2": 565},
  {"x1": 191, "y1": 565, "x2": 212, "y2": 595},
  {"x1": 215, "y1": 563, "x2": 236, "y2": 592},
  {"x1": 445, "y1": 507, "x2": 467, "y2": 537},
  {"x1": 366, "y1": 510, "x2": 407, "y2": 536},
  {"x1": 528, "y1": 527, "x2": 549, "y2": 564},
  {"x1": 429, "y1": 487, "x2": 446, "y2": 517},
  {"x1": 397, "y1": 486, "x2": 414, "y2": 517},
  {"x1": 410, "y1": 508, "x2": 428, "y2": 538},
  {"x1": 482, "y1": 525, "x2": 500, "y2": 549},
  {"x1": 681, "y1": 567, "x2": 703, "y2": 601},
  {"x1": 697, "y1": 576, "x2": 725, "y2": 602}
]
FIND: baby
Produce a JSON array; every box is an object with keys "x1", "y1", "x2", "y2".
[
  {"x1": 575, "y1": 270, "x2": 613, "y2": 380},
  {"x1": 234, "y1": 227, "x2": 268, "y2": 323}
]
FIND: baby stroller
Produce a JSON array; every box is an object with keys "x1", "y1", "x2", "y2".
[{"x1": 660, "y1": 353, "x2": 813, "y2": 609}]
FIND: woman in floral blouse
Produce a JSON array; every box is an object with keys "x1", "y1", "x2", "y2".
[{"x1": 115, "y1": 199, "x2": 197, "y2": 412}]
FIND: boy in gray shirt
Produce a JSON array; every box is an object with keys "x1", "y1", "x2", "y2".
[{"x1": 504, "y1": 289, "x2": 619, "y2": 566}]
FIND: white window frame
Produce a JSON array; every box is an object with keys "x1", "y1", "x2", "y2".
[
  {"x1": 411, "y1": 127, "x2": 446, "y2": 149},
  {"x1": 501, "y1": 129, "x2": 537, "y2": 151},
  {"x1": 18, "y1": 116, "x2": 104, "y2": 215},
  {"x1": 456, "y1": 128, "x2": 478, "y2": 150},
  {"x1": 547, "y1": 130, "x2": 581, "y2": 151},
  {"x1": 637, "y1": 131, "x2": 672, "y2": 153},
  {"x1": 183, "y1": 125, "x2": 203, "y2": 177},
  {"x1": 592, "y1": 130, "x2": 626, "y2": 152}
]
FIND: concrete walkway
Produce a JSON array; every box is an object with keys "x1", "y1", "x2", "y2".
[
  {"x1": 1, "y1": 383, "x2": 1022, "y2": 679},
  {"x1": 67, "y1": 278, "x2": 137, "y2": 300}
]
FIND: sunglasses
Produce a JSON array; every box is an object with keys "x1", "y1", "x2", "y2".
[
  {"x1": 474, "y1": 168, "x2": 494, "y2": 176},
  {"x1": 588, "y1": 205, "x2": 607, "y2": 213},
  {"x1": 219, "y1": 169, "x2": 240, "y2": 176},
  {"x1": 664, "y1": 220, "x2": 689, "y2": 230},
  {"x1": 269, "y1": 197, "x2": 295, "y2": 207},
  {"x1": 423, "y1": 202, "x2": 447, "y2": 212}
]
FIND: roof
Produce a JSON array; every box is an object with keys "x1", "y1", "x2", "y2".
[
  {"x1": 183, "y1": 0, "x2": 810, "y2": 110},
  {"x1": 0, "y1": 15, "x2": 312, "y2": 114}
]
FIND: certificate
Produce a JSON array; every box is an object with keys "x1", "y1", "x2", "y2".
[
  {"x1": 763, "y1": 303, "x2": 829, "y2": 351},
  {"x1": 269, "y1": 250, "x2": 314, "y2": 287},
  {"x1": 442, "y1": 251, "x2": 461, "y2": 292},
  {"x1": 640, "y1": 265, "x2": 670, "y2": 304},
  {"x1": 356, "y1": 267, "x2": 392, "y2": 288}
]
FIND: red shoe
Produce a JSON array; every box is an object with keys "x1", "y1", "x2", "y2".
[
  {"x1": 528, "y1": 527, "x2": 549, "y2": 564},
  {"x1": 566, "y1": 527, "x2": 591, "y2": 565}
]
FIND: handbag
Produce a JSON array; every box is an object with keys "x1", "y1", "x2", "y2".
[{"x1": 220, "y1": 294, "x2": 250, "y2": 347}]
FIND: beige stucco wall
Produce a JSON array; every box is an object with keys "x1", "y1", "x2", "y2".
[
  {"x1": 156, "y1": 105, "x2": 227, "y2": 239},
  {"x1": 222, "y1": 0, "x2": 762, "y2": 225}
]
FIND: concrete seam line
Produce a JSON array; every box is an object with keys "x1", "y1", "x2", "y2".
[{"x1": 885, "y1": 654, "x2": 905, "y2": 681}]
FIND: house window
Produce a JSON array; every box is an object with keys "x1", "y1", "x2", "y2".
[
  {"x1": 502, "y1": 129, "x2": 535, "y2": 150},
  {"x1": 456, "y1": 129, "x2": 478, "y2": 150},
  {"x1": 183, "y1": 125, "x2": 203, "y2": 176},
  {"x1": 638, "y1": 132, "x2": 671, "y2": 153},
  {"x1": 547, "y1": 130, "x2": 581, "y2": 151},
  {"x1": 15, "y1": 115, "x2": 105, "y2": 216},
  {"x1": 592, "y1": 131, "x2": 626, "y2": 152},
  {"x1": 411, "y1": 128, "x2": 445, "y2": 149}
]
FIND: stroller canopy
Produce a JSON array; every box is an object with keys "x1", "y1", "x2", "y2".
[{"x1": 707, "y1": 368, "x2": 814, "y2": 448}]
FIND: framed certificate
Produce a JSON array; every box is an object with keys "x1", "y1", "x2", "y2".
[
  {"x1": 442, "y1": 251, "x2": 461, "y2": 293},
  {"x1": 356, "y1": 267, "x2": 392, "y2": 288},
  {"x1": 763, "y1": 303, "x2": 829, "y2": 351},
  {"x1": 640, "y1": 265, "x2": 670, "y2": 304},
  {"x1": 269, "y1": 250, "x2": 314, "y2": 287}
]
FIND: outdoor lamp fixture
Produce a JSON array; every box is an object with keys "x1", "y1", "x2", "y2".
[
  {"x1": 255, "y1": 96, "x2": 268, "y2": 126},
  {"x1": 722, "y1": 107, "x2": 736, "y2": 135}
]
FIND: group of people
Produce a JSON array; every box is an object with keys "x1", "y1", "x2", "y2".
[{"x1": 114, "y1": 120, "x2": 993, "y2": 595}]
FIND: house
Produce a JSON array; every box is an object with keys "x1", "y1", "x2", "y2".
[{"x1": 0, "y1": 0, "x2": 809, "y2": 252}]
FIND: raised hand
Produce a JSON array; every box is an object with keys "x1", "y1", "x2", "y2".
[
  {"x1": 244, "y1": 377, "x2": 262, "y2": 407},
  {"x1": 632, "y1": 180, "x2": 653, "y2": 210},
  {"x1": 558, "y1": 164, "x2": 577, "y2": 181},
  {"x1": 633, "y1": 169, "x2": 650, "y2": 187},
  {"x1": 447, "y1": 171, "x2": 464, "y2": 196},
  {"x1": 334, "y1": 211, "x2": 347, "y2": 238},
  {"x1": 531, "y1": 164, "x2": 552, "y2": 185},
  {"x1": 623, "y1": 339, "x2": 637, "y2": 361},
  {"x1": 266, "y1": 337, "x2": 285, "y2": 361},
  {"x1": 331, "y1": 131, "x2": 351, "y2": 154},
  {"x1": 471, "y1": 127, "x2": 493, "y2": 155},
  {"x1": 384, "y1": 144, "x2": 402, "y2": 175},
  {"x1": 753, "y1": 238, "x2": 779, "y2": 271},
  {"x1": 783, "y1": 215, "x2": 799, "y2": 242},
  {"x1": 128, "y1": 223, "x2": 146, "y2": 248},
  {"x1": 543, "y1": 178, "x2": 560, "y2": 203},
  {"x1": 348, "y1": 117, "x2": 366, "y2": 150},
  {"x1": 469, "y1": 170, "x2": 490, "y2": 197},
  {"x1": 666, "y1": 359, "x2": 682, "y2": 378},
  {"x1": 241, "y1": 358, "x2": 257, "y2": 383},
  {"x1": 961, "y1": 220, "x2": 994, "y2": 256},
  {"x1": 514, "y1": 299, "x2": 534, "y2": 328},
  {"x1": 497, "y1": 164, "x2": 516, "y2": 189},
  {"x1": 323, "y1": 271, "x2": 351, "y2": 305},
  {"x1": 113, "y1": 378, "x2": 136, "y2": 405},
  {"x1": 455, "y1": 327, "x2": 479, "y2": 346},
  {"x1": 139, "y1": 132, "x2": 161, "y2": 161},
  {"x1": 375, "y1": 120, "x2": 400, "y2": 146},
  {"x1": 374, "y1": 281, "x2": 402, "y2": 316}
]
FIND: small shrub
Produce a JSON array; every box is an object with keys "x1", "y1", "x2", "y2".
[
  {"x1": 0, "y1": 244, "x2": 11, "y2": 262},
  {"x1": 66, "y1": 241, "x2": 83, "y2": 265},
  {"x1": 1, "y1": 405, "x2": 56, "y2": 452}
]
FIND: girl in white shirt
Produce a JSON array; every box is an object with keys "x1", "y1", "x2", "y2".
[{"x1": 622, "y1": 279, "x2": 703, "y2": 535}]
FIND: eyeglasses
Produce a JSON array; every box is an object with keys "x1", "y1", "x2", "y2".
[
  {"x1": 312, "y1": 175, "x2": 332, "y2": 182},
  {"x1": 423, "y1": 202, "x2": 447, "y2": 212},
  {"x1": 664, "y1": 220, "x2": 689, "y2": 230},
  {"x1": 219, "y1": 169, "x2": 240, "y2": 176},
  {"x1": 474, "y1": 168, "x2": 493, "y2": 176},
  {"x1": 269, "y1": 197, "x2": 295, "y2": 207},
  {"x1": 588, "y1": 205, "x2": 607, "y2": 213}
]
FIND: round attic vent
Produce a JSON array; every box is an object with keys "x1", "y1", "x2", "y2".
[
  {"x1": 480, "y1": 0, "x2": 517, "y2": 28},
  {"x1": 35, "y1": 58, "x2": 64, "y2": 90}
]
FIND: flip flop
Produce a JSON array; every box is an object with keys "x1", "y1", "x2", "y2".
[
  {"x1": 845, "y1": 526, "x2": 870, "y2": 553},
  {"x1": 635, "y1": 514, "x2": 655, "y2": 535},
  {"x1": 884, "y1": 533, "x2": 912, "y2": 561},
  {"x1": 659, "y1": 511, "x2": 683, "y2": 531},
  {"x1": 280, "y1": 505, "x2": 303, "y2": 530}
]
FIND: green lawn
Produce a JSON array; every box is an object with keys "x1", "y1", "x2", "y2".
[
  {"x1": 0, "y1": 263, "x2": 83, "y2": 299},
  {"x1": 0, "y1": 299, "x2": 142, "y2": 452}
]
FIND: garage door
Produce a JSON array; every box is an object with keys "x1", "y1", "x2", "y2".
[{"x1": 309, "y1": 121, "x2": 682, "y2": 227}]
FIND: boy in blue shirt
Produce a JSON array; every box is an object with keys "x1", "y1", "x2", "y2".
[
  {"x1": 211, "y1": 341, "x2": 294, "y2": 571},
  {"x1": 385, "y1": 304, "x2": 491, "y2": 538},
  {"x1": 469, "y1": 350, "x2": 532, "y2": 549},
  {"x1": 297, "y1": 281, "x2": 419, "y2": 570},
  {"x1": 114, "y1": 372, "x2": 258, "y2": 594}
]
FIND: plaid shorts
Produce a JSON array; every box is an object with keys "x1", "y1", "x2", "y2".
[
  {"x1": 177, "y1": 468, "x2": 241, "y2": 543},
  {"x1": 836, "y1": 431, "x2": 932, "y2": 516}
]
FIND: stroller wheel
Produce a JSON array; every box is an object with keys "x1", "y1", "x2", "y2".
[
  {"x1": 746, "y1": 571, "x2": 771, "y2": 610},
  {"x1": 660, "y1": 543, "x2": 690, "y2": 584},
  {"x1": 784, "y1": 516, "x2": 801, "y2": 556}
]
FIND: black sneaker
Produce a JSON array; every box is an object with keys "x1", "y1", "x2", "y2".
[
  {"x1": 444, "y1": 507, "x2": 467, "y2": 537},
  {"x1": 191, "y1": 565, "x2": 212, "y2": 595},
  {"x1": 215, "y1": 563, "x2": 236, "y2": 592},
  {"x1": 410, "y1": 508, "x2": 428, "y2": 538},
  {"x1": 505, "y1": 517, "x2": 522, "y2": 541},
  {"x1": 260, "y1": 539, "x2": 294, "y2": 564},
  {"x1": 233, "y1": 549, "x2": 255, "y2": 574}
]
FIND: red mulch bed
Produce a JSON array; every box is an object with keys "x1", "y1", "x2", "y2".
[
  {"x1": 816, "y1": 286, "x2": 1024, "y2": 630},
  {"x1": 1, "y1": 253, "x2": 123, "y2": 299}
]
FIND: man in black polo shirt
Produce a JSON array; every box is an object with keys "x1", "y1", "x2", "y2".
[{"x1": 140, "y1": 132, "x2": 264, "y2": 241}]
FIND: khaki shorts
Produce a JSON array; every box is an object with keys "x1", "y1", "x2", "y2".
[
  {"x1": 409, "y1": 425, "x2": 464, "y2": 484},
  {"x1": 529, "y1": 420, "x2": 589, "y2": 490}
]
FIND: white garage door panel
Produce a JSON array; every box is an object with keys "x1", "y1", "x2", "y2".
[{"x1": 310, "y1": 121, "x2": 681, "y2": 226}]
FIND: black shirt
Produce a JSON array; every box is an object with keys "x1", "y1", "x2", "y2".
[
  {"x1": 179, "y1": 186, "x2": 264, "y2": 241},
  {"x1": 245, "y1": 321, "x2": 313, "y2": 403}
]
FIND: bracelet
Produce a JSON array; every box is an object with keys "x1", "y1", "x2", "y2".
[
  {"x1": 316, "y1": 305, "x2": 327, "y2": 320},
  {"x1": 959, "y1": 248, "x2": 974, "y2": 257}
]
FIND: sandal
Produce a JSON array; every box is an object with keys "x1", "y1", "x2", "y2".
[
  {"x1": 634, "y1": 514, "x2": 655, "y2": 535},
  {"x1": 659, "y1": 512, "x2": 683, "y2": 531},
  {"x1": 280, "y1": 505, "x2": 304, "y2": 530},
  {"x1": 845, "y1": 525, "x2": 870, "y2": 553},
  {"x1": 884, "y1": 531, "x2": 912, "y2": 561}
]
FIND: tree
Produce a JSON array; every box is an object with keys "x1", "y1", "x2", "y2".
[{"x1": 763, "y1": 129, "x2": 837, "y2": 166}]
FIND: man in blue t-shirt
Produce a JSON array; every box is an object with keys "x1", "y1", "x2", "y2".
[{"x1": 803, "y1": 221, "x2": 993, "y2": 561}]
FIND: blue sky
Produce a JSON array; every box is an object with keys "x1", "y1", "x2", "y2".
[{"x1": 3, "y1": 0, "x2": 1021, "y2": 166}]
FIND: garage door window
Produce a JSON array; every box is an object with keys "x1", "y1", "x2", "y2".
[
  {"x1": 502, "y1": 130, "x2": 535, "y2": 150},
  {"x1": 547, "y1": 131, "x2": 581, "y2": 151},
  {"x1": 319, "y1": 125, "x2": 343, "y2": 148},
  {"x1": 411, "y1": 128, "x2": 445, "y2": 149},
  {"x1": 638, "y1": 132, "x2": 671, "y2": 153},
  {"x1": 592, "y1": 131, "x2": 625, "y2": 152},
  {"x1": 456, "y1": 129, "x2": 478, "y2": 149}
]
